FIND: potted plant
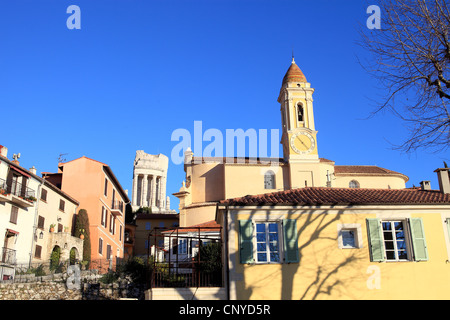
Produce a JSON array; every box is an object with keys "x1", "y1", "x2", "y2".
[
  {"x1": 64, "y1": 226, "x2": 69, "y2": 233},
  {"x1": 50, "y1": 224, "x2": 56, "y2": 233}
]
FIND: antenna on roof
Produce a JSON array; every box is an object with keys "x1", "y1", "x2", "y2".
[
  {"x1": 292, "y1": 48, "x2": 295, "y2": 63},
  {"x1": 58, "y1": 153, "x2": 68, "y2": 163}
]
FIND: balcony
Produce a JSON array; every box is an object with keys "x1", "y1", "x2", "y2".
[
  {"x1": 1, "y1": 248, "x2": 16, "y2": 265},
  {"x1": 0, "y1": 178, "x2": 8, "y2": 202},
  {"x1": 111, "y1": 200, "x2": 124, "y2": 216},
  {"x1": 7, "y1": 180, "x2": 36, "y2": 208}
]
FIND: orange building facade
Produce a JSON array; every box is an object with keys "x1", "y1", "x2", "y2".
[{"x1": 43, "y1": 156, "x2": 130, "y2": 263}]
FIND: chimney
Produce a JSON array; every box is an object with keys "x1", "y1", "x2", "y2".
[
  {"x1": 29, "y1": 166, "x2": 37, "y2": 175},
  {"x1": 0, "y1": 145, "x2": 8, "y2": 158},
  {"x1": 434, "y1": 168, "x2": 450, "y2": 194},
  {"x1": 420, "y1": 181, "x2": 431, "y2": 191}
]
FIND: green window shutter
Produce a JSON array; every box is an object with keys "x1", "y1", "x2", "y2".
[
  {"x1": 409, "y1": 218, "x2": 428, "y2": 261},
  {"x1": 239, "y1": 220, "x2": 254, "y2": 264},
  {"x1": 366, "y1": 218, "x2": 385, "y2": 262},
  {"x1": 283, "y1": 219, "x2": 299, "y2": 263}
]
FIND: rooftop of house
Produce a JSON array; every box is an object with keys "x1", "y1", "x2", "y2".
[{"x1": 220, "y1": 186, "x2": 450, "y2": 206}]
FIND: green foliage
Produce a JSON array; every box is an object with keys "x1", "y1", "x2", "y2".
[
  {"x1": 101, "y1": 257, "x2": 153, "y2": 284},
  {"x1": 75, "y1": 209, "x2": 91, "y2": 267},
  {"x1": 195, "y1": 242, "x2": 222, "y2": 273},
  {"x1": 50, "y1": 247, "x2": 61, "y2": 271},
  {"x1": 134, "y1": 207, "x2": 152, "y2": 215}
]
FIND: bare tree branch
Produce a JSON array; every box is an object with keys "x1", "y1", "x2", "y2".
[{"x1": 359, "y1": 0, "x2": 450, "y2": 153}]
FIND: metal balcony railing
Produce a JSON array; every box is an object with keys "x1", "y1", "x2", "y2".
[
  {"x1": 1, "y1": 248, "x2": 16, "y2": 265},
  {"x1": 8, "y1": 180, "x2": 35, "y2": 199},
  {"x1": 0, "y1": 178, "x2": 7, "y2": 194},
  {"x1": 111, "y1": 200, "x2": 124, "y2": 213}
]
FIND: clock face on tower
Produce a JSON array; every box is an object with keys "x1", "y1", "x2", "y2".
[{"x1": 290, "y1": 131, "x2": 315, "y2": 155}]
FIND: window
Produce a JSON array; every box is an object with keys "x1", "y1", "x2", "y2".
[
  {"x1": 10, "y1": 206, "x2": 18, "y2": 224},
  {"x1": 382, "y1": 221, "x2": 408, "y2": 261},
  {"x1": 106, "y1": 245, "x2": 112, "y2": 260},
  {"x1": 349, "y1": 180, "x2": 360, "y2": 188},
  {"x1": 109, "y1": 215, "x2": 114, "y2": 233},
  {"x1": 101, "y1": 207, "x2": 106, "y2": 227},
  {"x1": 178, "y1": 239, "x2": 188, "y2": 254},
  {"x1": 367, "y1": 218, "x2": 428, "y2": 262},
  {"x1": 59, "y1": 199, "x2": 65, "y2": 212},
  {"x1": 255, "y1": 222, "x2": 280, "y2": 263},
  {"x1": 104, "y1": 178, "x2": 108, "y2": 197},
  {"x1": 264, "y1": 171, "x2": 276, "y2": 190},
  {"x1": 58, "y1": 223, "x2": 63, "y2": 233},
  {"x1": 35, "y1": 245, "x2": 42, "y2": 259},
  {"x1": 145, "y1": 222, "x2": 151, "y2": 230},
  {"x1": 99, "y1": 238, "x2": 103, "y2": 255},
  {"x1": 337, "y1": 224, "x2": 363, "y2": 249},
  {"x1": 238, "y1": 219, "x2": 299, "y2": 264},
  {"x1": 40, "y1": 189, "x2": 47, "y2": 202},
  {"x1": 119, "y1": 225, "x2": 123, "y2": 242},
  {"x1": 37, "y1": 216, "x2": 45, "y2": 229},
  {"x1": 297, "y1": 103, "x2": 304, "y2": 122},
  {"x1": 159, "y1": 222, "x2": 165, "y2": 228}
]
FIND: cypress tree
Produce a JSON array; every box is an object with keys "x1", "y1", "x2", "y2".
[{"x1": 74, "y1": 209, "x2": 91, "y2": 266}]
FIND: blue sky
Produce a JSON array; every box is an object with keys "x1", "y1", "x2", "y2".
[{"x1": 1, "y1": 0, "x2": 448, "y2": 210}]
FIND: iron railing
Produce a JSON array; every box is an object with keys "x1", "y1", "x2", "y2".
[
  {"x1": 111, "y1": 200, "x2": 124, "y2": 213},
  {"x1": 7, "y1": 180, "x2": 35, "y2": 199},
  {"x1": 150, "y1": 261, "x2": 223, "y2": 288}
]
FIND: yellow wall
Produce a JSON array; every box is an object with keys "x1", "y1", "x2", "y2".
[
  {"x1": 223, "y1": 206, "x2": 450, "y2": 300},
  {"x1": 334, "y1": 175, "x2": 406, "y2": 189}
]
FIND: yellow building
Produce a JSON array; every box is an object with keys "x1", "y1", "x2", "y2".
[
  {"x1": 217, "y1": 180, "x2": 450, "y2": 300},
  {"x1": 173, "y1": 58, "x2": 450, "y2": 300}
]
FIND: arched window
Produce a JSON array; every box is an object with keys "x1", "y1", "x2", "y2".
[
  {"x1": 264, "y1": 171, "x2": 276, "y2": 189},
  {"x1": 349, "y1": 180, "x2": 360, "y2": 188},
  {"x1": 297, "y1": 104, "x2": 304, "y2": 122}
]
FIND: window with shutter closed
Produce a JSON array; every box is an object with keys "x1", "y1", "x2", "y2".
[
  {"x1": 38, "y1": 216, "x2": 45, "y2": 229},
  {"x1": 35, "y1": 245, "x2": 42, "y2": 259},
  {"x1": 10, "y1": 206, "x2": 18, "y2": 224}
]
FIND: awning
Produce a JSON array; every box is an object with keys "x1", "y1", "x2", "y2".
[
  {"x1": 6, "y1": 229, "x2": 19, "y2": 235},
  {"x1": 10, "y1": 165, "x2": 30, "y2": 178}
]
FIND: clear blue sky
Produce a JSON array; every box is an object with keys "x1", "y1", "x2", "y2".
[{"x1": 1, "y1": 0, "x2": 448, "y2": 211}]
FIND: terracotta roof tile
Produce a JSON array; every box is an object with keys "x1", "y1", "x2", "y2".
[
  {"x1": 220, "y1": 187, "x2": 450, "y2": 206},
  {"x1": 282, "y1": 61, "x2": 307, "y2": 84}
]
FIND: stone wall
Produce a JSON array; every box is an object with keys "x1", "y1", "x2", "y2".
[{"x1": 0, "y1": 277, "x2": 145, "y2": 300}]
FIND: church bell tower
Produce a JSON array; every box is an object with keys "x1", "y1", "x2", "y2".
[
  {"x1": 278, "y1": 57, "x2": 319, "y2": 163},
  {"x1": 278, "y1": 57, "x2": 321, "y2": 189}
]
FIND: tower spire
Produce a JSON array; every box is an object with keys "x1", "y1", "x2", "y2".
[{"x1": 292, "y1": 49, "x2": 295, "y2": 64}]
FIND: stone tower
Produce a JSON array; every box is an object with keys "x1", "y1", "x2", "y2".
[{"x1": 131, "y1": 150, "x2": 176, "y2": 214}]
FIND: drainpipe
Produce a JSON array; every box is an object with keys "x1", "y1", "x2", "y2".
[{"x1": 222, "y1": 204, "x2": 230, "y2": 300}]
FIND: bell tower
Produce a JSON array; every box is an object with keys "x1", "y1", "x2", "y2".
[
  {"x1": 278, "y1": 57, "x2": 319, "y2": 163},
  {"x1": 278, "y1": 57, "x2": 321, "y2": 189}
]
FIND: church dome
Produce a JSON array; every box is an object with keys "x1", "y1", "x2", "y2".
[{"x1": 282, "y1": 58, "x2": 307, "y2": 84}]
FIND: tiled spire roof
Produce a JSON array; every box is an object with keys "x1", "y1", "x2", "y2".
[{"x1": 282, "y1": 58, "x2": 307, "y2": 84}]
